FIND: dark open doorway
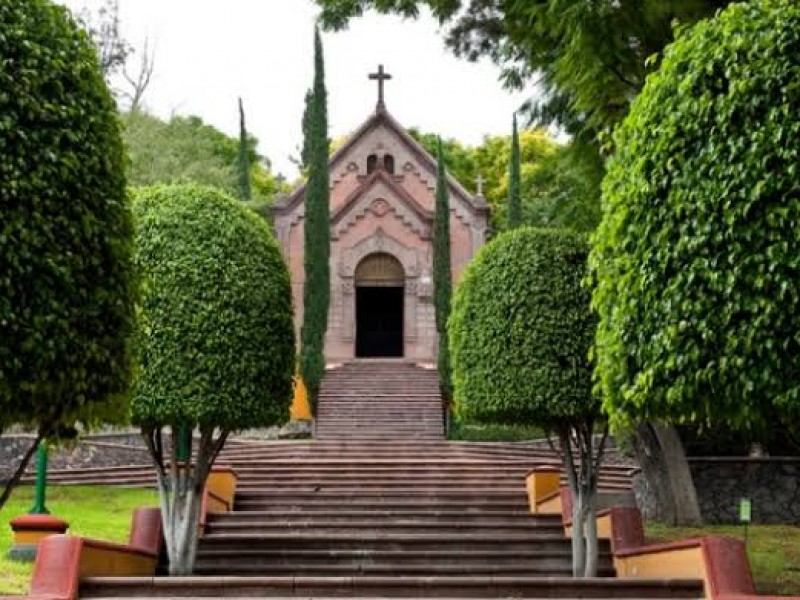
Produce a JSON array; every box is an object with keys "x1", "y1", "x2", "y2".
[{"x1": 356, "y1": 286, "x2": 404, "y2": 357}]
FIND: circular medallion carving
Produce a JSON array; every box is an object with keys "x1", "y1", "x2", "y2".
[{"x1": 370, "y1": 198, "x2": 390, "y2": 217}]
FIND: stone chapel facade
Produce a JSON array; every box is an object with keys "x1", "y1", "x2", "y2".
[{"x1": 273, "y1": 72, "x2": 489, "y2": 363}]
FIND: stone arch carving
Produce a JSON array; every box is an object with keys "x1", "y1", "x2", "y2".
[
  {"x1": 355, "y1": 252, "x2": 404, "y2": 286},
  {"x1": 339, "y1": 228, "x2": 420, "y2": 279}
]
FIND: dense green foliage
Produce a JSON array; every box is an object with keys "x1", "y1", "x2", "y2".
[
  {"x1": 451, "y1": 228, "x2": 597, "y2": 425},
  {"x1": 0, "y1": 0, "x2": 135, "y2": 436},
  {"x1": 121, "y1": 111, "x2": 285, "y2": 207},
  {"x1": 591, "y1": 0, "x2": 800, "y2": 432},
  {"x1": 131, "y1": 185, "x2": 295, "y2": 430},
  {"x1": 507, "y1": 114, "x2": 521, "y2": 229},
  {"x1": 237, "y1": 98, "x2": 252, "y2": 201},
  {"x1": 433, "y1": 138, "x2": 453, "y2": 400},
  {"x1": 409, "y1": 128, "x2": 600, "y2": 233},
  {"x1": 317, "y1": 1, "x2": 731, "y2": 144},
  {"x1": 299, "y1": 28, "x2": 331, "y2": 402}
]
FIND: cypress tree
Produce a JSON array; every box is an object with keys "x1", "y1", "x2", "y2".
[
  {"x1": 237, "y1": 97, "x2": 252, "y2": 201},
  {"x1": 433, "y1": 137, "x2": 453, "y2": 401},
  {"x1": 300, "y1": 27, "x2": 330, "y2": 404},
  {"x1": 507, "y1": 113, "x2": 521, "y2": 229},
  {"x1": 300, "y1": 89, "x2": 314, "y2": 172}
]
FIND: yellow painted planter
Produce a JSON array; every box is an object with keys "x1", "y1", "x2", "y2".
[{"x1": 290, "y1": 375, "x2": 312, "y2": 421}]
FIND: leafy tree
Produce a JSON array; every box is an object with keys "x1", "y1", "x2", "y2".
[
  {"x1": 591, "y1": 0, "x2": 800, "y2": 524},
  {"x1": 409, "y1": 127, "x2": 599, "y2": 233},
  {"x1": 133, "y1": 184, "x2": 294, "y2": 574},
  {"x1": 0, "y1": 0, "x2": 135, "y2": 509},
  {"x1": 451, "y1": 228, "x2": 604, "y2": 576},
  {"x1": 300, "y1": 28, "x2": 331, "y2": 404},
  {"x1": 75, "y1": 0, "x2": 131, "y2": 78},
  {"x1": 507, "y1": 114, "x2": 521, "y2": 229},
  {"x1": 237, "y1": 97, "x2": 252, "y2": 201},
  {"x1": 433, "y1": 138, "x2": 453, "y2": 401},
  {"x1": 122, "y1": 111, "x2": 282, "y2": 208},
  {"x1": 315, "y1": 0, "x2": 732, "y2": 143}
]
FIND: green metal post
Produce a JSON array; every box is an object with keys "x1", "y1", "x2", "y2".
[
  {"x1": 29, "y1": 443, "x2": 49, "y2": 515},
  {"x1": 176, "y1": 423, "x2": 190, "y2": 463}
]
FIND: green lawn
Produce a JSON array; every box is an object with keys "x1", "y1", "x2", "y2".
[
  {"x1": 0, "y1": 485, "x2": 157, "y2": 595},
  {"x1": 647, "y1": 522, "x2": 800, "y2": 596}
]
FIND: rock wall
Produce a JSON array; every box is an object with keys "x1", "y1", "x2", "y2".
[{"x1": 634, "y1": 457, "x2": 800, "y2": 524}]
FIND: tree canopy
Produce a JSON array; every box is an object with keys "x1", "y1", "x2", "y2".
[
  {"x1": 409, "y1": 127, "x2": 600, "y2": 233},
  {"x1": 0, "y1": 0, "x2": 136, "y2": 507},
  {"x1": 591, "y1": 0, "x2": 800, "y2": 433},
  {"x1": 121, "y1": 110, "x2": 288, "y2": 208},
  {"x1": 450, "y1": 227, "x2": 603, "y2": 575},
  {"x1": 315, "y1": 0, "x2": 733, "y2": 141},
  {"x1": 132, "y1": 184, "x2": 295, "y2": 573}
]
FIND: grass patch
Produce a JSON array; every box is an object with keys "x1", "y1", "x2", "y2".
[
  {"x1": 0, "y1": 485, "x2": 157, "y2": 595},
  {"x1": 647, "y1": 522, "x2": 800, "y2": 596},
  {"x1": 448, "y1": 420, "x2": 545, "y2": 442}
]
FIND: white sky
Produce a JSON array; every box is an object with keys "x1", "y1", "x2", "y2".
[{"x1": 60, "y1": 0, "x2": 538, "y2": 179}]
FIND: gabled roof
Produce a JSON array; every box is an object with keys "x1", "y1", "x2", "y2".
[
  {"x1": 273, "y1": 106, "x2": 489, "y2": 217},
  {"x1": 331, "y1": 169, "x2": 432, "y2": 226}
]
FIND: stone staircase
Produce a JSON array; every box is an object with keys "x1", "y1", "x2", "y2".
[
  {"x1": 73, "y1": 360, "x2": 701, "y2": 598},
  {"x1": 315, "y1": 360, "x2": 444, "y2": 440}
]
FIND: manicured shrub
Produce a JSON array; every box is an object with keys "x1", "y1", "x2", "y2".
[
  {"x1": 591, "y1": 0, "x2": 800, "y2": 432},
  {"x1": 450, "y1": 227, "x2": 603, "y2": 575},
  {"x1": 133, "y1": 184, "x2": 295, "y2": 574},
  {"x1": 0, "y1": 0, "x2": 135, "y2": 507}
]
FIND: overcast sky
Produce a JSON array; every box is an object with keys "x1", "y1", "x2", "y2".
[{"x1": 60, "y1": 0, "x2": 538, "y2": 178}]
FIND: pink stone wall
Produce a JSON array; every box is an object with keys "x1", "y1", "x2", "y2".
[{"x1": 274, "y1": 113, "x2": 488, "y2": 364}]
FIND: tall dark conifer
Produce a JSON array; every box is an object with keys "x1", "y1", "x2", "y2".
[
  {"x1": 507, "y1": 113, "x2": 521, "y2": 229},
  {"x1": 237, "y1": 97, "x2": 252, "y2": 201},
  {"x1": 300, "y1": 27, "x2": 330, "y2": 405},
  {"x1": 433, "y1": 137, "x2": 453, "y2": 401}
]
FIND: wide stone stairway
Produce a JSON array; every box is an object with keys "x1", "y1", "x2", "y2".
[{"x1": 77, "y1": 361, "x2": 702, "y2": 598}]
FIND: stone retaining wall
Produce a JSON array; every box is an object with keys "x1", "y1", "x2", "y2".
[{"x1": 634, "y1": 456, "x2": 800, "y2": 524}]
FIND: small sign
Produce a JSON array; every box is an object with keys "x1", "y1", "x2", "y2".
[{"x1": 739, "y1": 498, "x2": 752, "y2": 523}]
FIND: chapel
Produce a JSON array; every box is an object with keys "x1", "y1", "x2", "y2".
[{"x1": 273, "y1": 66, "x2": 489, "y2": 363}]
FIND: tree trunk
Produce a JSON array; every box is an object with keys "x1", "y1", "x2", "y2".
[
  {"x1": 633, "y1": 422, "x2": 702, "y2": 525},
  {"x1": 571, "y1": 486, "x2": 585, "y2": 577},
  {"x1": 583, "y1": 484, "x2": 599, "y2": 577},
  {"x1": 143, "y1": 426, "x2": 229, "y2": 575}
]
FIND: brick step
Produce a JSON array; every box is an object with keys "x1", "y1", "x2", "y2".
[
  {"x1": 231, "y1": 481, "x2": 627, "y2": 492},
  {"x1": 208, "y1": 510, "x2": 553, "y2": 522},
  {"x1": 196, "y1": 533, "x2": 588, "y2": 552},
  {"x1": 192, "y1": 563, "x2": 615, "y2": 578},
  {"x1": 192, "y1": 548, "x2": 603, "y2": 568},
  {"x1": 79, "y1": 576, "x2": 703, "y2": 598},
  {"x1": 227, "y1": 473, "x2": 630, "y2": 485},
  {"x1": 233, "y1": 500, "x2": 528, "y2": 512},
  {"x1": 204, "y1": 520, "x2": 564, "y2": 535}
]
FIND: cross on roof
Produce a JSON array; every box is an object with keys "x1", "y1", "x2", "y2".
[
  {"x1": 475, "y1": 174, "x2": 486, "y2": 196},
  {"x1": 369, "y1": 64, "x2": 392, "y2": 110}
]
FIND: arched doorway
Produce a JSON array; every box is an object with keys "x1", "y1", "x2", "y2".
[{"x1": 355, "y1": 253, "x2": 404, "y2": 357}]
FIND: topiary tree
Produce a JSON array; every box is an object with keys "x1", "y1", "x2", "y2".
[
  {"x1": 0, "y1": 0, "x2": 135, "y2": 509},
  {"x1": 133, "y1": 184, "x2": 295, "y2": 575},
  {"x1": 591, "y1": 0, "x2": 800, "y2": 525},
  {"x1": 450, "y1": 227, "x2": 604, "y2": 576}
]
